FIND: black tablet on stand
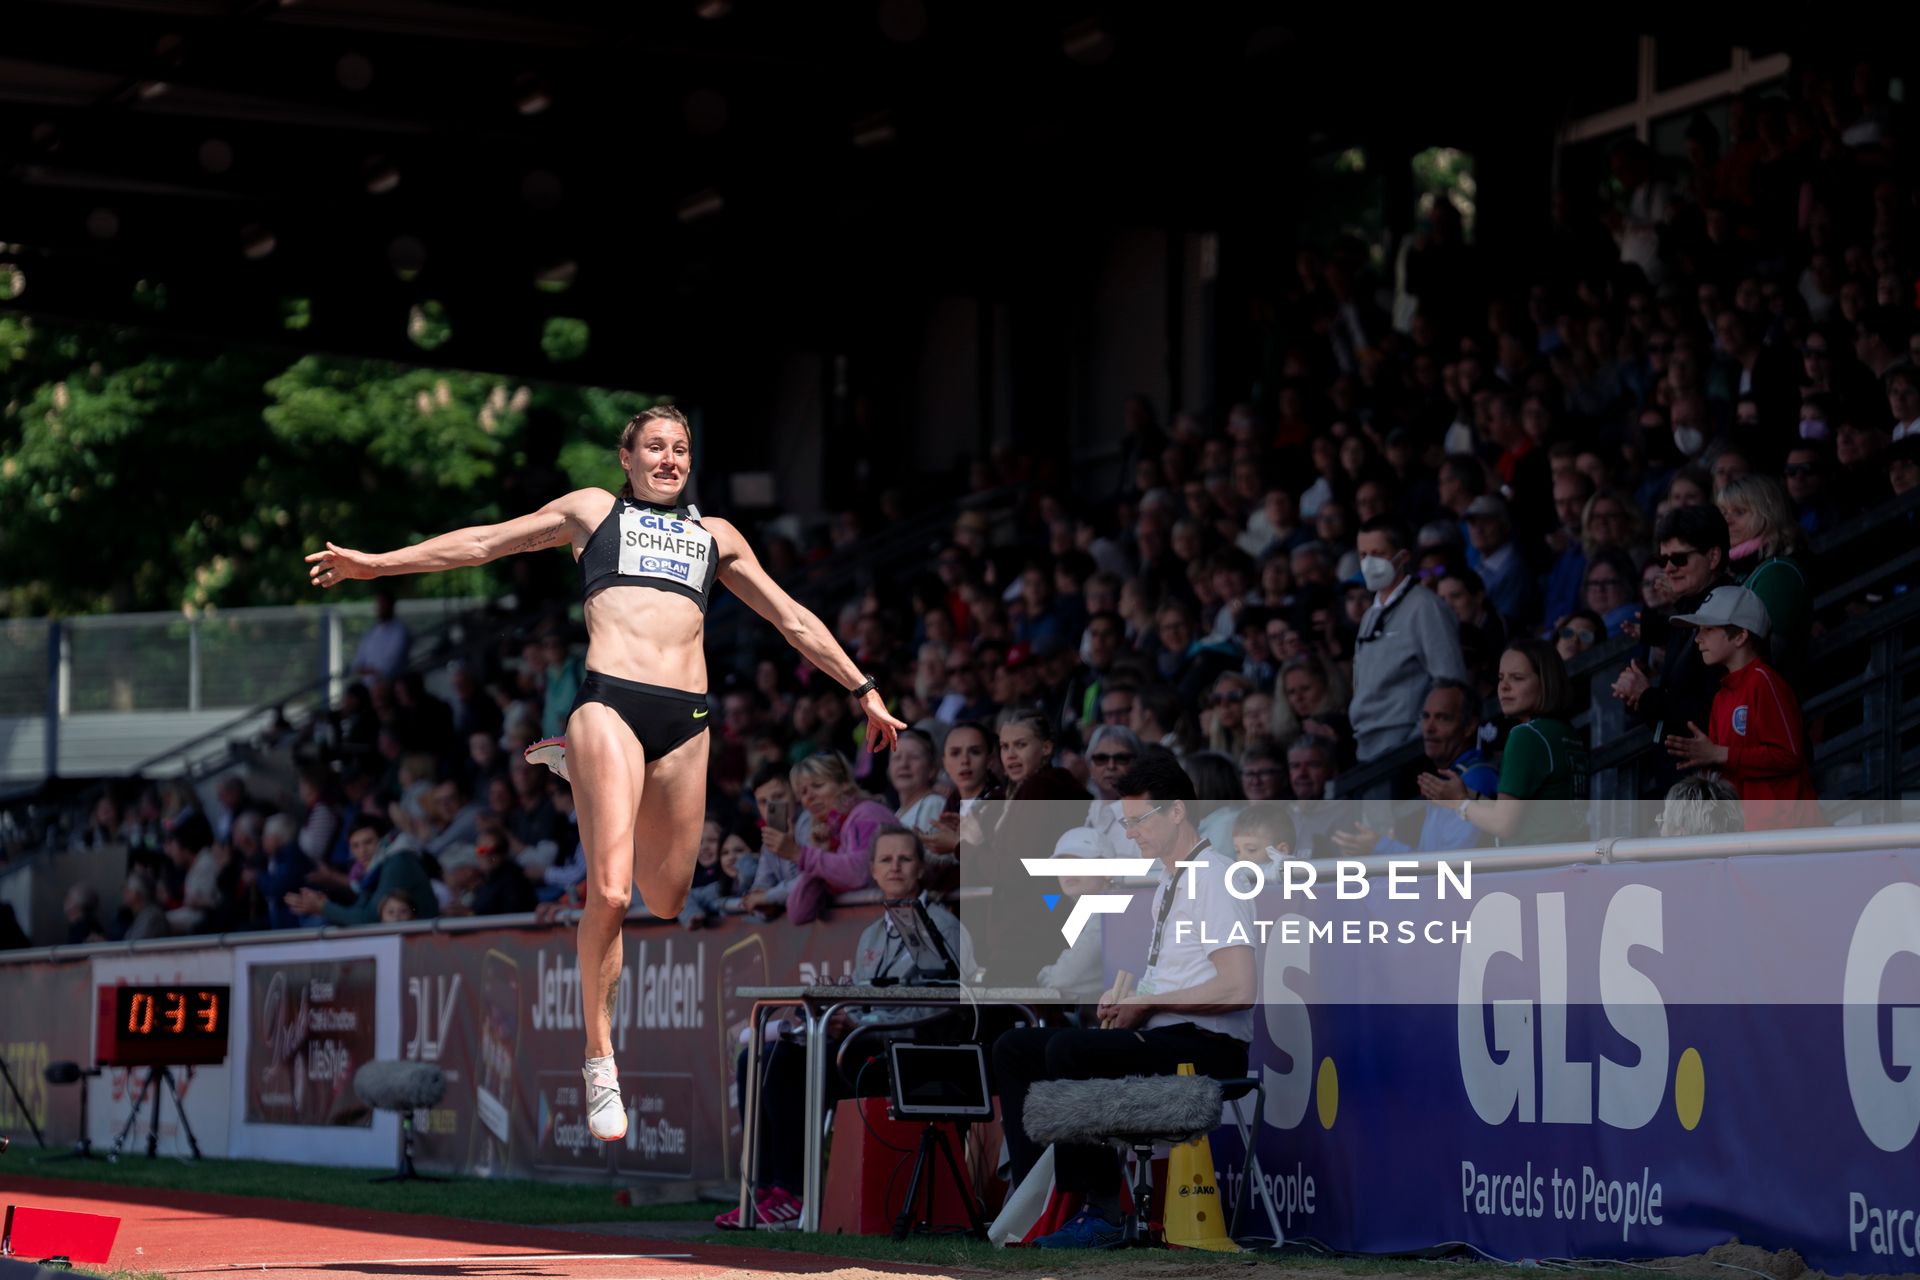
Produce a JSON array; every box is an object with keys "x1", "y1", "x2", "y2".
[{"x1": 879, "y1": 898, "x2": 961, "y2": 984}]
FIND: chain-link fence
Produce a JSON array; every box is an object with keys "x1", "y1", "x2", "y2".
[
  {"x1": 0, "y1": 619, "x2": 50, "y2": 717},
  {"x1": 43, "y1": 601, "x2": 481, "y2": 715},
  {"x1": 0, "y1": 599, "x2": 485, "y2": 781}
]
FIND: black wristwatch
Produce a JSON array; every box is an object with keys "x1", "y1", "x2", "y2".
[{"x1": 849, "y1": 675, "x2": 878, "y2": 700}]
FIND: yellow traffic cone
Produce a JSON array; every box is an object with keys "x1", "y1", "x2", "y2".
[{"x1": 1161, "y1": 1063, "x2": 1242, "y2": 1252}]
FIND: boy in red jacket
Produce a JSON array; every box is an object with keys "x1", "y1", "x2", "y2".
[{"x1": 1663, "y1": 586, "x2": 1821, "y2": 831}]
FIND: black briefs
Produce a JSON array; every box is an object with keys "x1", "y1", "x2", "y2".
[{"x1": 570, "y1": 671, "x2": 711, "y2": 759}]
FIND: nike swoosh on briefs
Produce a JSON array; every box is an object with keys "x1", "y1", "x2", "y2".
[{"x1": 692, "y1": 709, "x2": 709, "y2": 719}]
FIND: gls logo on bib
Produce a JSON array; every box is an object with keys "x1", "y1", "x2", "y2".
[
  {"x1": 618, "y1": 507, "x2": 712, "y2": 587},
  {"x1": 633, "y1": 512, "x2": 686, "y2": 535}
]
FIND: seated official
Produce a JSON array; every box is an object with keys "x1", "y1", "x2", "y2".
[
  {"x1": 845, "y1": 828, "x2": 979, "y2": 1015},
  {"x1": 719, "y1": 826, "x2": 976, "y2": 1230},
  {"x1": 992, "y1": 755, "x2": 1256, "y2": 1250}
]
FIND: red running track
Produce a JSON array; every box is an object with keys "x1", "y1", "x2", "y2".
[{"x1": 0, "y1": 1177, "x2": 953, "y2": 1280}]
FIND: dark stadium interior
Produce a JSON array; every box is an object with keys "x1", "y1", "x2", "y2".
[
  {"x1": 0, "y1": 7, "x2": 1859, "y2": 464},
  {"x1": 4, "y1": 8, "x2": 1920, "y2": 1270}
]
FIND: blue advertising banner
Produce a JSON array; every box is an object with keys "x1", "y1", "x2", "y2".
[{"x1": 1102, "y1": 848, "x2": 1920, "y2": 1272}]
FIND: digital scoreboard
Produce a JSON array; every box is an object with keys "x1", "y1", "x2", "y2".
[{"x1": 95, "y1": 984, "x2": 232, "y2": 1067}]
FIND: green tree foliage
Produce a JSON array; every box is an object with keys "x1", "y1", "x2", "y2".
[
  {"x1": 540, "y1": 316, "x2": 590, "y2": 363},
  {"x1": 1413, "y1": 146, "x2": 1477, "y2": 240},
  {"x1": 0, "y1": 315, "x2": 655, "y2": 616}
]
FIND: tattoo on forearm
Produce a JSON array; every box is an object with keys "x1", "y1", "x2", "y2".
[{"x1": 507, "y1": 531, "x2": 560, "y2": 555}]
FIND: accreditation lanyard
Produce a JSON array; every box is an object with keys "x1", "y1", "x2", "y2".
[
  {"x1": 878, "y1": 933, "x2": 904, "y2": 980},
  {"x1": 1145, "y1": 838, "x2": 1211, "y2": 970}
]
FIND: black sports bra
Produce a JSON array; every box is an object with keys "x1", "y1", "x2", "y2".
[{"x1": 578, "y1": 496, "x2": 720, "y2": 613}]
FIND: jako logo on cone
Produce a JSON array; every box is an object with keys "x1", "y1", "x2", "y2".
[{"x1": 1163, "y1": 1063, "x2": 1241, "y2": 1253}]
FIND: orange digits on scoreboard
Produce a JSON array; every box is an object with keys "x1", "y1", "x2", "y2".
[{"x1": 100, "y1": 983, "x2": 232, "y2": 1067}]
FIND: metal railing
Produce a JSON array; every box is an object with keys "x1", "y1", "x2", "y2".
[
  {"x1": 1584, "y1": 554, "x2": 1920, "y2": 812},
  {"x1": 3, "y1": 817, "x2": 1912, "y2": 966}
]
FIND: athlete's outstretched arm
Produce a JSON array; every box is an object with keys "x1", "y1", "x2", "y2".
[
  {"x1": 708, "y1": 516, "x2": 905, "y2": 751},
  {"x1": 307, "y1": 492, "x2": 589, "y2": 588}
]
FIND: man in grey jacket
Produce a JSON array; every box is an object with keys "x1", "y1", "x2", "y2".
[
  {"x1": 120, "y1": 869, "x2": 171, "y2": 942},
  {"x1": 1350, "y1": 516, "x2": 1469, "y2": 772}
]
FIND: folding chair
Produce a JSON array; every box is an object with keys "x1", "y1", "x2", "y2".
[{"x1": 1224, "y1": 1073, "x2": 1285, "y2": 1247}]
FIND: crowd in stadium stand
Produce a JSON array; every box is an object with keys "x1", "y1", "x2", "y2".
[{"x1": 30, "y1": 70, "x2": 1920, "y2": 946}]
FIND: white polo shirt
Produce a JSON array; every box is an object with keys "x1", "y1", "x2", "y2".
[{"x1": 1137, "y1": 841, "x2": 1257, "y2": 1043}]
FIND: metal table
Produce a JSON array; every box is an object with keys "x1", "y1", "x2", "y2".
[{"x1": 734, "y1": 984, "x2": 1058, "y2": 1233}]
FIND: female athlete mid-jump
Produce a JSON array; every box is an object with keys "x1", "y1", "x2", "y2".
[{"x1": 307, "y1": 405, "x2": 904, "y2": 1141}]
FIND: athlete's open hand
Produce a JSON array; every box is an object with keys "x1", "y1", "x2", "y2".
[
  {"x1": 306, "y1": 541, "x2": 380, "y2": 590},
  {"x1": 858, "y1": 689, "x2": 906, "y2": 752}
]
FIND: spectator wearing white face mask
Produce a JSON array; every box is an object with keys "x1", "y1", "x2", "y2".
[
  {"x1": 1669, "y1": 394, "x2": 1714, "y2": 463},
  {"x1": 1349, "y1": 516, "x2": 1468, "y2": 770}
]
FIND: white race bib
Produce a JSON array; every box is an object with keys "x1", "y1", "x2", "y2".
[{"x1": 617, "y1": 506, "x2": 713, "y2": 587}]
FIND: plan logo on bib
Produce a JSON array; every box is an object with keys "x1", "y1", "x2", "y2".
[{"x1": 639, "y1": 555, "x2": 691, "y2": 581}]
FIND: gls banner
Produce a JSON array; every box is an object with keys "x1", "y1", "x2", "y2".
[{"x1": 1106, "y1": 847, "x2": 1920, "y2": 1273}]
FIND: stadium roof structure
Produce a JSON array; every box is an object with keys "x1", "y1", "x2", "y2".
[{"x1": 0, "y1": 3, "x2": 1825, "y2": 392}]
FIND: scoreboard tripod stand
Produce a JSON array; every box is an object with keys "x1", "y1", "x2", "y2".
[{"x1": 110, "y1": 1065, "x2": 200, "y2": 1161}]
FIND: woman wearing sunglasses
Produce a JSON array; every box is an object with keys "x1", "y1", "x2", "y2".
[
  {"x1": 1611, "y1": 505, "x2": 1733, "y2": 797},
  {"x1": 1202, "y1": 670, "x2": 1256, "y2": 757},
  {"x1": 1083, "y1": 724, "x2": 1144, "y2": 858},
  {"x1": 1553, "y1": 609, "x2": 1607, "y2": 663}
]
